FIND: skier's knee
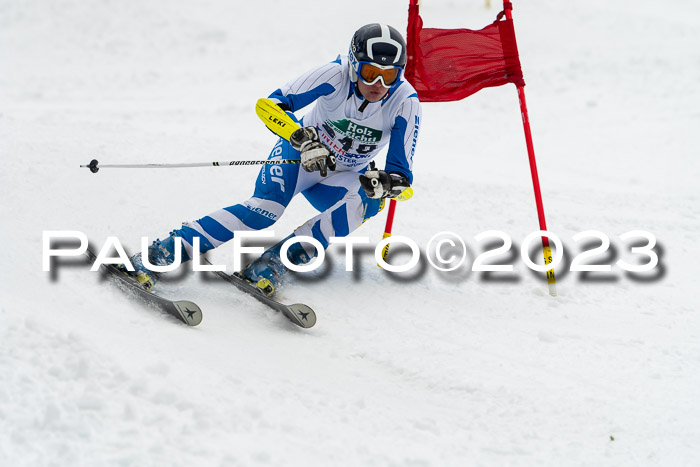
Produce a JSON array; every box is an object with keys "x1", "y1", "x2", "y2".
[{"x1": 361, "y1": 197, "x2": 385, "y2": 223}]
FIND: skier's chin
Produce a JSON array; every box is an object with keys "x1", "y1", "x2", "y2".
[{"x1": 363, "y1": 90, "x2": 387, "y2": 102}]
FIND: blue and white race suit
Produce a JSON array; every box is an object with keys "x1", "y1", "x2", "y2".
[{"x1": 176, "y1": 55, "x2": 422, "y2": 259}]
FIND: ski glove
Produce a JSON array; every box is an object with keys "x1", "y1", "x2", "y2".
[
  {"x1": 290, "y1": 126, "x2": 336, "y2": 177},
  {"x1": 359, "y1": 169, "x2": 411, "y2": 199}
]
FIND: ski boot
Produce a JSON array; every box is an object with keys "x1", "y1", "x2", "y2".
[
  {"x1": 239, "y1": 234, "x2": 313, "y2": 297},
  {"x1": 119, "y1": 233, "x2": 190, "y2": 291},
  {"x1": 122, "y1": 251, "x2": 158, "y2": 291}
]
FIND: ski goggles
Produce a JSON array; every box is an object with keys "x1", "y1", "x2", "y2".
[{"x1": 357, "y1": 62, "x2": 402, "y2": 88}]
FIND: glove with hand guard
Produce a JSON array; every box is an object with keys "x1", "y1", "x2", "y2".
[
  {"x1": 359, "y1": 169, "x2": 411, "y2": 199},
  {"x1": 289, "y1": 126, "x2": 336, "y2": 177}
]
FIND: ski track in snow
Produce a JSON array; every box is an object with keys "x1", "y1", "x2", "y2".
[{"x1": 1, "y1": 0, "x2": 699, "y2": 465}]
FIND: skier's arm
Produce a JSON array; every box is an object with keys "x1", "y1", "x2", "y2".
[
  {"x1": 268, "y1": 58, "x2": 344, "y2": 114},
  {"x1": 383, "y1": 96, "x2": 421, "y2": 184},
  {"x1": 359, "y1": 96, "x2": 421, "y2": 199}
]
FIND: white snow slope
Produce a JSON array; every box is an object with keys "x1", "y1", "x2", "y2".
[{"x1": 1, "y1": 0, "x2": 699, "y2": 465}]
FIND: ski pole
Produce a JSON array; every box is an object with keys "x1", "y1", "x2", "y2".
[
  {"x1": 82, "y1": 99, "x2": 306, "y2": 174},
  {"x1": 80, "y1": 158, "x2": 300, "y2": 173}
]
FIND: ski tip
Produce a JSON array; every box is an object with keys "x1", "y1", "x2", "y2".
[
  {"x1": 287, "y1": 304, "x2": 316, "y2": 328},
  {"x1": 173, "y1": 300, "x2": 203, "y2": 326}
]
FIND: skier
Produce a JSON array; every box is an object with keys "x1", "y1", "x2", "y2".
[{"x1": 123, "y1": 23, "x2": 422, "y2": 297}]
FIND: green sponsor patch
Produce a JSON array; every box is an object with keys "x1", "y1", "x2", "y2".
[{"x1": 327, "y1": 119, "x2": 382, "y2": 143}]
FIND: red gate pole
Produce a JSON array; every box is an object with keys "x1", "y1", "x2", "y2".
[
  {"x1": 379, "y1": 198, "x2": 398, "y2": 265},
  {"x1": 506, "y1": 2, "x2": 557, "y2": 296}
]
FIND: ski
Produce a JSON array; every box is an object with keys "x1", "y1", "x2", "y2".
[
  {"x1": 85, "y1": 249, "x2": 203, "y2": 326},
  {"x1": 204, "y1": 260, "x2": 316, "y2": 328}
]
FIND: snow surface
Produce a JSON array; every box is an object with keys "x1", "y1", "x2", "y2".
[{"x1": 2, "y1": 0, "x2": 699, "y2": 465}]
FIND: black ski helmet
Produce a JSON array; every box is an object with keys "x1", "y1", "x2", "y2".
[{"x1": 349, "y1": 23, "x2": 407, "y2": 83}]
